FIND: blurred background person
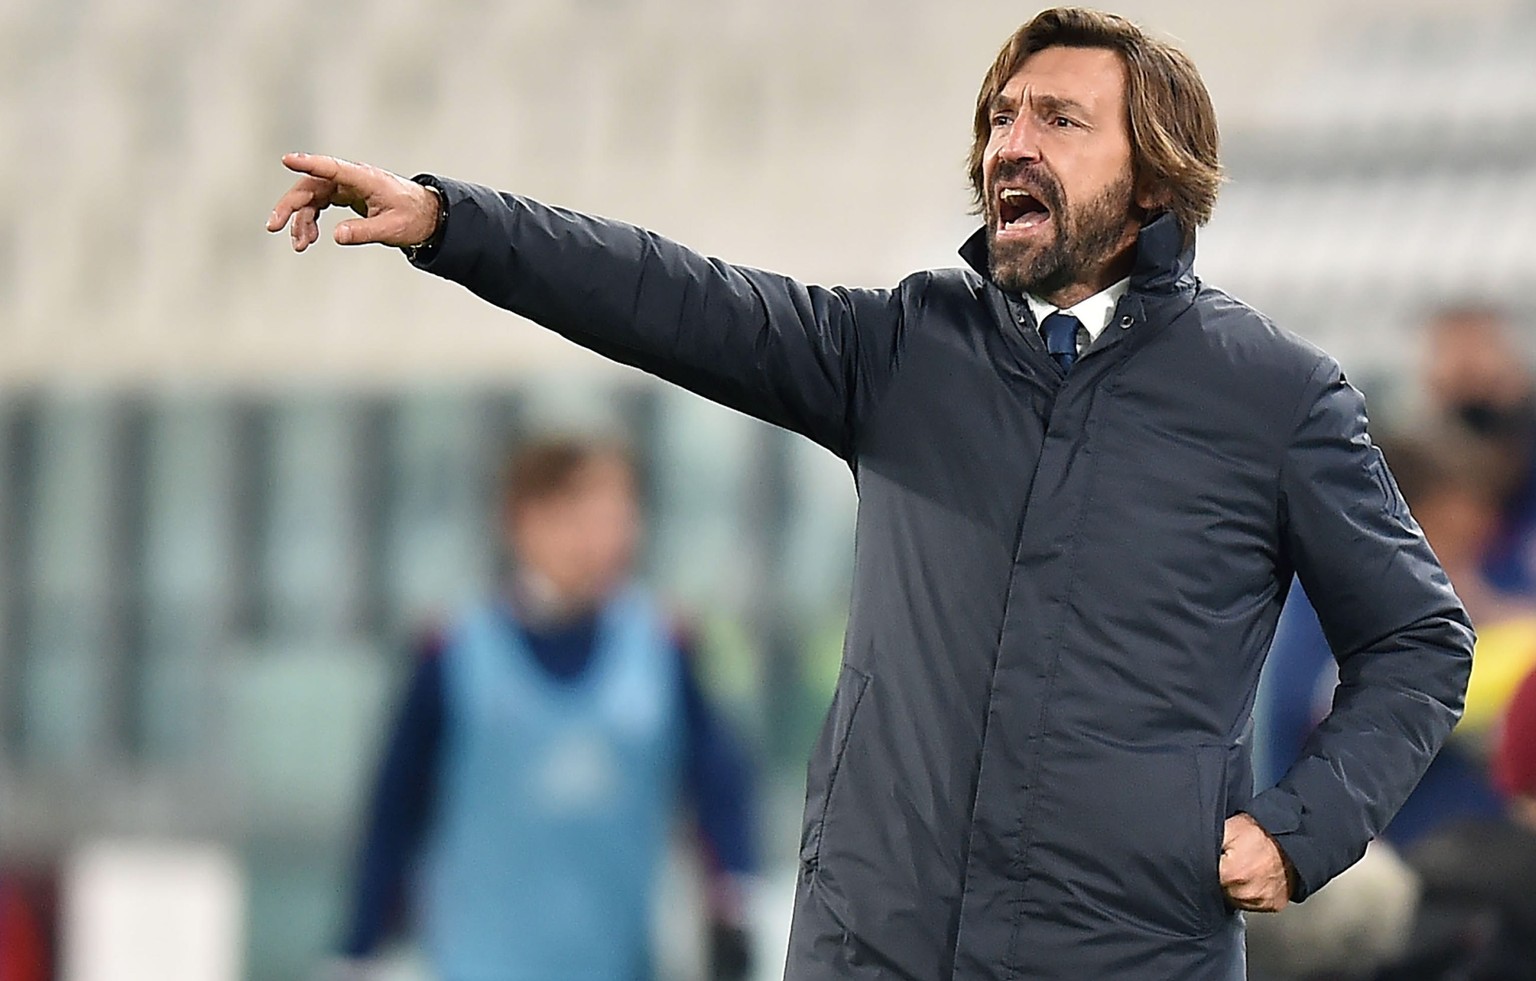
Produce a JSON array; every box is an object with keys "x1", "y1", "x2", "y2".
[
  {"x1": 1422, "y1": 304, "x2": 1536, "y2": 599},
  {"x1": 334, "y1": 436, "x2": 758, "y2": 981}
]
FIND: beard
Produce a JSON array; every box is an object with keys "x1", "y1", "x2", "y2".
[{"x1": 986, "y1": 163, "x2": 1138, "y2": 300}]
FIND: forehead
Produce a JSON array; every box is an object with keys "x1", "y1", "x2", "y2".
[
  {"x1": 1432, "y1": 313, "x2": 1511, "y2": 339},
  {"x1": 998, "y1": 45, "x2": 1128, "y2": 115},
  {"x1": 569, "y1": 455, "x2": 638, "y2": 495}
]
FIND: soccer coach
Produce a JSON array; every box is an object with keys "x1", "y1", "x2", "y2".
[{"x1": 268, "y1": 8, "x2": 1472, "y2": 980}]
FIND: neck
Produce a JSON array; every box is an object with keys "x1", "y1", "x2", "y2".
[
  {"x1": 509, "y1": 569, "x2": 592, "y2": 627},
  {"x1": 1040, "y1": 245, "x2": 1134, "y2": 308}
]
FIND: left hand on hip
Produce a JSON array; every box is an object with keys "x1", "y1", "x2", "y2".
[{"x1": 1219, "y1": 812, "x2": 1294, "y2": 912}]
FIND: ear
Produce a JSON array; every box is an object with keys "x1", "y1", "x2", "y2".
[{"x1": 1135, "y1": 178, "x2": 1167, "y2": 212}]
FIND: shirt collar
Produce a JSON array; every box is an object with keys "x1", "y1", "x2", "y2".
[{"x1": 1024, "y1": 276, "x2": 1131, "y2": 343}]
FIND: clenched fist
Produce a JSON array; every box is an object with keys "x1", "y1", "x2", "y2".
[
  {"x1": 266, "y1": 153, "x2": 440, "y2": 252},
  {"x1": 1219, "y1": 812, "x2": 1295, "y2": 913}
]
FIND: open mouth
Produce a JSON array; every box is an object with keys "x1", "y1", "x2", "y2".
[{"x1": 997, "y1": 187, "x2": 1051, "y2": 232}]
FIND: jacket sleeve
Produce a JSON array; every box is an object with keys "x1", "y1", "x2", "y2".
[
  {"x1": 1244, "y1": 358, "x2": 1474, "y2": 900},
  {"x1": 411, "y1": 178, "x2": 905, "y2": 459},
  {"x1": 340, "y1": 642, "x2": 446, "y2": 957},
  {"x1": 674, "y1": 636, "x2": 757, "y2": 881}
]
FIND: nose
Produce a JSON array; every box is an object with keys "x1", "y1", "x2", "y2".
[{"x1": 996, "y1": 115, "x2": 1042, "y2": 164}]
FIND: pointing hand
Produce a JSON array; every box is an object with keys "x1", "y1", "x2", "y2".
[{"x1": 266, "y1": 153, "x2": 439, "y2": 252}]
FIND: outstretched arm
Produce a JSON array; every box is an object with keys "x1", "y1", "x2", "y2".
[{"x1": 267, "y1": 154, "x2": 905, "y2": 457}]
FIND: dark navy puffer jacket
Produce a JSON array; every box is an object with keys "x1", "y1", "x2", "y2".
[{"x1": 412, "y1": 179, "x2": 1473, "y2": 981}]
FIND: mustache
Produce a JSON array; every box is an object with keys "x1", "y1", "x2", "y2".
[{"x1": 987, "y1": 162, "x2": 1065, "y2": 214}]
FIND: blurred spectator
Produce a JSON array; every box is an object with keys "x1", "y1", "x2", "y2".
[
  {"x1": 1422, "y1": 304, "x2": 1536, "y2": 597},
  {"x1": 1372, "y1": 665, "x2": 1536, "y2": 981},
  {"x1": 1257, "y1": 429, "x2": 1536, "y2": 845},
  {"x1": 334, "y1": 436, "x2": 758, "y2": 981},
  {"x1": 1373, "y1": 430, "x2": 1531, "y2": 631}
]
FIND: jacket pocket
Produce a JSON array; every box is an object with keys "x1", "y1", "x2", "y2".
[
  {"x1": 799, "y1": 663, "x2": 871, "y2": 874},
  {"x1": 1043, "y1": 741, "x2": 1231, "y2": 938},
  {"x1": 1193, "y1": 744, "x2": 1233, "y2": 932}
]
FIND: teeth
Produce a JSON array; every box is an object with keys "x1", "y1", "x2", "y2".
[{"x1": 1001, "y1": 189, "x2": 1029, "y2": 203}]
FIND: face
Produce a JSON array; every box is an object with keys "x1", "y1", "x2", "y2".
[
  {"x1": 982, "y1": 46, "x2": 1151, "y2": 304},
  {"x1": 505, "y1": 455, "x2": 641, "y2": 610},
  {"x1": 1423, "y1": 313, "x2": 1532, "y2": 429}
]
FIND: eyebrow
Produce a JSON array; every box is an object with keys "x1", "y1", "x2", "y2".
[
  {"x1": 1033, "y1": 93, "x2": 1092, "y2": 119},
  {"x1": 989, "y1": 91, "x2": 1093, "y2": 119}
]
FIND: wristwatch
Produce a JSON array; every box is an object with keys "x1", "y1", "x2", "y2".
[{"x1": 401, "y1": 174, "x2": 450, "y2": 264}]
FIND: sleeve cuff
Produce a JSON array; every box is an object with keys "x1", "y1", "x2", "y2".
[
  {"x1": 1241, "y1": 790, "x2": 1319, "y2": 901},
  {"x1": 402, "y1": 175, "x2": 503, "y2": 281}
]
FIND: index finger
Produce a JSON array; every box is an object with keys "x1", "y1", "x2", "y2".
[{"x1": 282, "y1": 152, "x2": 363, "y2": 183}]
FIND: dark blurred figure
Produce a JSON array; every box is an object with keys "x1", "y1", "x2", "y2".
[
  {"x1": 1371, "y1": 432, "x2": 1530, "y2": 629},
  {"x1": 335, "y1": 436, "x2": 757, "y2": 981},
  {"x1": 1257, "y1": 430, "x2": 1536, "y2": 845},
  {"x1": 1375, "y1": 664, "x2": 1536, "y2": 981},
  {"x1": 1422, "y1": 304, "x2": 1536, "y2": 597}
]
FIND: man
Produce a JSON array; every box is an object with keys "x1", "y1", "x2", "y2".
[
  {"x1": 268, "y1": 8, "x2": 1473, "y2": 979},
  {"x1": 336, "y1": 437, "x2": 757, "y2": 981}
]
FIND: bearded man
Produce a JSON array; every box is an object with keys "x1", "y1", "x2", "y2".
[{"x1": 268, "y1": 8, "x2": 1473, "y2": 979}]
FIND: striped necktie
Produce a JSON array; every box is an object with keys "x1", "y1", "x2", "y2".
[{"x1": 1040, "y1": 311, "x2": 1084, "y2": 373}]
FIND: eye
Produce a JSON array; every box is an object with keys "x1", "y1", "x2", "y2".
[
  {"x1": 1049, "y1": 115, "x2": 1079, "y2": 129},
  {"x1": 990, "y1": 112, "x2": 1015, "y2": 128}
]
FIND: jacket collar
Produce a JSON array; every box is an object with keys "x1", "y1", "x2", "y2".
[{"x1": 958, "y1": 210, "x2": 1195, "y2": 297}]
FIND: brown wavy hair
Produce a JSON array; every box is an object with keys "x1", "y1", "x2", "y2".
[
  {"x1": 967, "y1": 8, "x2": 1222, "y2": 245},
  {"x1": 503, "y1": 435, "x2": 636, "y2": 512}
]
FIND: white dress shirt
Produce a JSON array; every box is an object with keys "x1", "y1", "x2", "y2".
[{"x1": 1025, "y1": 276, "x2": 1131, "y2": 355}]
